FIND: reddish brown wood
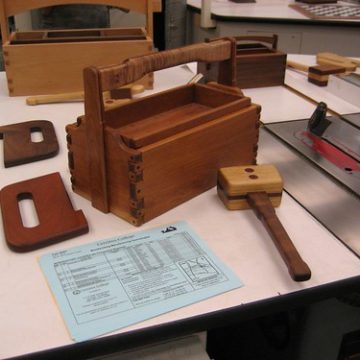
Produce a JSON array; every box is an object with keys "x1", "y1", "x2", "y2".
[
  {"x1": 235, "y1": 35, "x2": 286, "y2": 88},
  {"x1": 80, "y1": 38, "x2": 241, "y2": 218},
  {"x1": 67, "y1": 39, "x2": 260, "y2": 226},
  {"x1": 0, "y1": 172, "x2": 88, "y2": 251},
  {"x1": 200, "y1": 35, "x2": 286, "y2": 89},
  {"x1": 83, "y1": 67, "x2": 109, "y2": 212},
  {"x1": 247, "y1": 192, "x2": 311, "y2": 281},
  {"x1": 118, "y1": 85, "x2": 251, "y2": 148},
  {"x1": 0, "y1": 120, "x2": 59, "y2": 167}
]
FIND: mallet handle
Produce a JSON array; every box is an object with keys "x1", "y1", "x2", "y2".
[{"x1": 247, "y1": 191, "x2": 311, "y2": 282}]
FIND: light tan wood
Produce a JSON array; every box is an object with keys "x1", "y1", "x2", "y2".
[
  {"x1": 317, "y1": 52, "x2": 357, "y2": 72},
  {"x1": 287, "y1": 60, "x2": 345, "y2": 86},
  {"x1": 0, "y1": 0, "x2": 159, "y2": 41},
  {"x1": 0, "y1": 0, "x2": 156, "y2": 96},
  {"x1": 3, "y1": 31, "x2": 153, "y2": 96},
  {"x1": 26, "y1": 91, "x2": 84, "y2": 105},
  {"x1": 217, "y1": 165, "x2": 282, "y2": 209},
  {"x1": 26, "y1": 84, "x2": 144, "y2": 105},
  {"x1": 286, "y1": 60, "x2": 309, "y2": 73}
]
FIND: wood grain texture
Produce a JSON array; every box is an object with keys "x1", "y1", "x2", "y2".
[
  {"x1": 247, "y1": 192, "x2": 311, "y2": 281},
  {"x1": 118, "y1": 84, "x2": 251, "y2": 148},
  {"x1": 199, "y1": 35, "x2": 286, "y2": 89},
  {"x1": 317, "y1": 52, "x2": 358, "y2": 71},
  {"x1": 98, "y1": 39, "x2": 237, "y2": 92},
  {"x1": 217, "y1": 165, "x2": 282, "y2": 209},
  {"x1": 83, "y1": 67, "x2": 109, "y2": 212},
  {"x1": 0, "y1": 0, "x2": 160, "y2": 41},
  {"x1": 75, "y1": 39, "x2": 240, "y2": 220},
  {"x1": 3, "y1": 32, "x2": 153, "y2": 96},
  {"x1": 217, "y1": 164, "x2": 311, "y2": 282},
  {"x1": 1, "y1": 1, "x2": 155, "y2": 95},
  {"x1": 0, "y1": 172, "x2": 88, "y2": 251},
  {"x1": 67, "y1": 72, "x2": 260, "y2": 225},
  {"x1": 0, "y1": 120, "x2": 59, "y2": 167}
]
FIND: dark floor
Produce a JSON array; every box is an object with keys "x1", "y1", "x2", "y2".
[{"x1": 206, "y1": 297, "x2": 360, "y2": 360}]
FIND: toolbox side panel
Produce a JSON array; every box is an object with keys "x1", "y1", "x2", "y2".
[{"x1": 140, "y1": 104, "x2": 260, "y2": 223}]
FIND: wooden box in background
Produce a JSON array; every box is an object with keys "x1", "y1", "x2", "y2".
[
  {"x1": 0, "y1": 0, "x2": 158, "y2": 96},
  {"x1": 200, "y1": 35, "x2": 287, "y2": 89},
  {"x1": 66, "y1": 39, "x2": 261, "y2": 226},
  {"x1": 235, "y1": 35, "x2": 287, "y2": 88}
]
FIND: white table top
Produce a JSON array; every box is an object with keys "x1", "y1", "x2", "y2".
[
  {"x1": 187, "y1": 0, "x2": 360, "y2": 23},
  {"x1": 1, "y1": 63, "x2": 360, "y2": 359}
]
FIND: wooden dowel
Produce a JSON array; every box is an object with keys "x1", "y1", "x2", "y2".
[{"x1": 26, "y1": 84, "x2": 145, "y2": 106}]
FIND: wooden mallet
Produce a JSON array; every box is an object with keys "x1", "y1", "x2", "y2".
[
  {"x1": 287, "y1": 60, "x2": 345, "y2": 86},
  {"x1": 217, "y1": 164, "x2": 311, "y2": 282}
]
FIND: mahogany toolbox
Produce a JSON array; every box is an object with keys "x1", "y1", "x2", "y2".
[
  {"x1": 66, "y1": 38, "x2": 261, "y2": 225},
  {"x1": 0, "y1": 0, "x2": 156, "y2": 96}
]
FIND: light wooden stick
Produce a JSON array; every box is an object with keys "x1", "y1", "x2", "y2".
[{"x1": 26, "y1": 84, "x2": 144, "y2": 106}]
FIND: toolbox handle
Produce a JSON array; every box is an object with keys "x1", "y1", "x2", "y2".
[
  {"x1": 0, "y1": 0, "x2": 156, "y2": 42},
  {"x1": 235, "y1": 34, "x2": 278, "y2": 49},
  {"x1": 95, "y1": 38, "x2": 237, "y2": 91},
  {"x1": 83, "y1": 38, "x2": 237, "y2": 214}
]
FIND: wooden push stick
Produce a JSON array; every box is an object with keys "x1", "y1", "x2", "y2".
[
  {"x1": 286, "y1": 60, "x2": 345, "y2": 86},
  {"x1": 217, "y1": 165, "x2": 311, "y2": 282},
  {"x1": 26, "y1": 84, "x2": 145, "y2": 106},
  {"x1": 0, "y1": 172, "x2": 88, "y2": 251}
]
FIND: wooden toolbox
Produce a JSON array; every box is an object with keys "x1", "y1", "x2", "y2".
[
  {"x1": 200, "y1": 35, "x2": 287, "y2": 89},
  {"x1": 0, "y1": 0, "x2": 156, "y2": 96},
  {"x1": 66, "y1": 38, "x2": 261, "y2": 226}
]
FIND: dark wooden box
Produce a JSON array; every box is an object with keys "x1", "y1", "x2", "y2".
[
  {"x1": 66, "y1": 39, "x2": 261, "y2": 226},
  {"x1": 200, "y1": 35, "x2": 287, "y2": 89}
]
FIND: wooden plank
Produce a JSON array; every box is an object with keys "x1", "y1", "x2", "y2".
[{"x1": 83, "y1": 67, "x2": 109, "y2": 212}]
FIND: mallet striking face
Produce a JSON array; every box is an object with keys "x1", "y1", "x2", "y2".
[{"x1": 217, "y1": 165, "x2": 311, "y2": 282}]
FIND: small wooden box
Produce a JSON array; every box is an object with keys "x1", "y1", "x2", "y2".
[
  {"x1": 66, "y1": 39, "x2": 261, "y2": 226},
  {"x1": 200, "y1": 35, "x2": 287, "y2": 89},
  {"x1": 0, "y1": 1, "x2": 156, "y2": 96}
]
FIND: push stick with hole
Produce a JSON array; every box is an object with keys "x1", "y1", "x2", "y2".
[{"x1": 217, "y1": 165, "x2": 311, "y2": 282}]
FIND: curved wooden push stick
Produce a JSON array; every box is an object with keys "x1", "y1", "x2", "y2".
[
  {"x1": 0, "y1": 120, "x2": 59, "y2": 167},
  {"x1": 0, "y1": 172, "x2": 88, "y2": 251},
  {"x1": 217, "y1": 165, "x2": 311, "y2": 282}
]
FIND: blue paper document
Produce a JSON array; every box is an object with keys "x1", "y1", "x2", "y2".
[{"x1": 39, "y1": 221, "x2": 243, "y2": 341}]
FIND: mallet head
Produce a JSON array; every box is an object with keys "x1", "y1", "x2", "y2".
[{"x1": 217, "y1": 164, "x2": 283, "y2": 210}]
